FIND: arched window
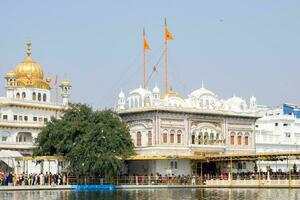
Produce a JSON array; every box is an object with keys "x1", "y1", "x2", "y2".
[
  {"x1": 148, "y1": 131, "x2": 152, "y2": 146},
  {"x1": 136, "y1": 132, "x2": 142, "y2": 146},
  {"x1": 210, "y1": 132, "x2": 214, "y2": 140},
  {"x1": 43, "y1": 94, "x2": 47, "y2": 102},
  {"x1": 244, "y1": 133, "x2": 250, "y2": 146},
  {"x1": 238, "y1": 132, "x2": 242, "y2": 145},
  {"x1": 16, "y1": 92, "x2": 20, "y2": 99},
  {"x1": 204, "y1": 132, "x2": 208, "y2": 145},
  {"x1": 230, "y1": 132, "x2": 235, "y2": 145},
  {"x1": 170, "y1": 130, "x2": 175, "y2": 144},
  {"x1": 163, "y1": 130, "x2": 168, "y2": 144},
  {"x1": 177, "y1": 130, "x2": 182, "y2": 144},
  {"x1": 22, "y1": 92, "x2": 26, "y2": 99},
  {"x1": 32, "y1": 92, "x2": 36, "y2": 100},
  {"x1": 16, "y1": 132, "x2": 32, "y2": 143},
  {"x1": 191, "y1": 131, "x2": 196, "y2": 144},
  {"x1": 38, "y1": 93, "x2": 41, "y2": 101}
]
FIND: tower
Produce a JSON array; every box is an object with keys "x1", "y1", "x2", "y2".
[
  {"x1": 152, "y1": 85, "x2": 160, "y2": 105},
  {"x1": 60, "y1": 80, "x2": 71, "y2": 106},
  {"x1": 5, "y1": 71, "x2": 17, "y2": 98},
  {"x1": 117, "y1": 90, "x2": 125, "y2": 110},
  {"x1": 250, "y1": 96, "x2": 257, "y2": 111}
]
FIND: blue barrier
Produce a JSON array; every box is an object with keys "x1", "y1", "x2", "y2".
[{"x1": 71, "y1": 184, "x2": 115, "y2": 191}]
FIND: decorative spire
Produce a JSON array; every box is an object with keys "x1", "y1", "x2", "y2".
[
  {"x1": 201, "y1": 80, "x2": 204, "y2": 88},
  {"x1": 26, "y1": 40, "x2": 32, "y2": 57}
]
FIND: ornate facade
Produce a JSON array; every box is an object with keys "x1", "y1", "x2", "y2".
[
  {"x1": 0, "y1": 42, "x2": 71, "y2": 173},
  {"x1": 117, "y1": 85, "x2": 259, "y2": 175}
]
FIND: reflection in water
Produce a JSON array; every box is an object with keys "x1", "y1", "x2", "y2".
[{"x1": 0, "y1": 188, "x2": 300, "y2": 200}]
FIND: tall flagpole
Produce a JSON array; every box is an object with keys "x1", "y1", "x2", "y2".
[
  {"x1": 143, "y1": 28, "x2": 147, "y2": 89},
  {"x1": 164, "y1": 18, "x2": 168, "y2": 95}
]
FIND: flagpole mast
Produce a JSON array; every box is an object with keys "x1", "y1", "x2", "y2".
[
  {"x1": 164, "y1": 18, "x2": 168, "y2": 95},
  {"x1": 143, "y1": 28, "x2": 147, "y2": 89}
]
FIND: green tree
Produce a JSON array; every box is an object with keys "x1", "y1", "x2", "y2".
[{"x1": 34, "y1": 103, "x2": 134, "y2": 177}]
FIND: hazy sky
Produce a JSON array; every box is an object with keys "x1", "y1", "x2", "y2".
[{"x1": 0, "y1": 1, "x2": 299, "y2": 109}]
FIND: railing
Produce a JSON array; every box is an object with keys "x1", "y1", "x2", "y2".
[{"x1": 3, "y1": 174, "x2": 300, "y2": 187}]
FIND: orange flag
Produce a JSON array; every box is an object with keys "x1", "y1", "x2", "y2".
[
  {"x1": 143, "y1": 29, "x2": 151, "y2": 51},
  {"x1": 165, "y1": 27, "x2": 174, "y2": 41},
  {"x1": 144, "y1": 38, "x2": 150, "y2": 51}
]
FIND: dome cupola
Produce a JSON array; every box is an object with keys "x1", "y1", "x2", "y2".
[{"x1": 15, "y1": 41, "x2": 44, "y2": 80}]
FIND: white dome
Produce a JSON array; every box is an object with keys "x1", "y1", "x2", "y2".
[
  {"x1": 225, "y1": 96, "x2": 247, "y2": 112},
  {"x1": 153, "y1": 85, "x2": 160, "y2": 93},
  {"x1": 190, "y1": 86, "x2": 216, "y2": 98},
  {"x1": 250, "y1": 96, "x2": 256, "y2": 102},
  {"x1": 118, "y1": 90, "x2": 125, "y2": 98},
  {"x1": 129, "y1": 86, "x2": 151, "y2": 97}
]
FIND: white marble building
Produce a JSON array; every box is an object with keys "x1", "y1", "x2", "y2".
[
  {"x1": 117, "y1": 85, "x2": 259, "y2": 176},
  {"x1": 256, "y1": 104, "x2": 300, "y2": 172},
  {"x1": 0, "y1": 42, "x2": 71, "y2": 174}
]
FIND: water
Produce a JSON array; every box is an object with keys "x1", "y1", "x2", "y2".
[{"x1": 0, "y1": 188, "x2": 300, "y2": 200}]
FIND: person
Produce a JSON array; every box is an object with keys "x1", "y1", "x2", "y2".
[
  {"x1": 45, "y1": 172, "x2": 49, "y2": 185},
  {"x1": 191, "y1": 175, "x2": 196, "y2": 185}
]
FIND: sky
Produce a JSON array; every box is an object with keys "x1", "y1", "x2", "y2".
[{"x1": 0, "y1": 0, "x2": 299, "y2": 109}]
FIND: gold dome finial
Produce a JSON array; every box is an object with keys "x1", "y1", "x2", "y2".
[{"x1": 26, "y1": 40, "x2": 32, "y2": 57}]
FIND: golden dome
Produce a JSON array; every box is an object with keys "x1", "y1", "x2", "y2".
[
  {"x1": 15, "y1": 56, "x2": 44, "y2": 79},
  {"x1": 46, "y1": 76, "x2": 51, "y2": 83},
  {"x1": 6, "y1": 71, "x2": 16, "y2": 78},
  {"x1": 61, "y1": 80, "x2": 71, "y2": 86},
  {"x1": 15, "y1": 41, "x2": 43, "y2": 80},
  {"x1": 7, "y1": 41, "x2": 51, "y2": 90}
]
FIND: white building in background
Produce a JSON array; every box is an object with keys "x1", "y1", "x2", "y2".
[
  {"x1": 116, "y1": 85, "x2": 259, "y2": 176},
  {"x1": 0, "y1": 42, "x2": 71, "y2": 174},
  {"x1": 255, "y1": 104, "x2": 300, "y2": 172}
]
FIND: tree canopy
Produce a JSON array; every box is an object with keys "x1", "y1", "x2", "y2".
[{"x1": 34, "y1": 103, "x2": 134, "y2": 177}]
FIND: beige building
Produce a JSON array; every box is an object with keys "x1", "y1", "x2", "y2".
[{"x1": 117, "y1": 86, "x2": 259, "y2": 176}]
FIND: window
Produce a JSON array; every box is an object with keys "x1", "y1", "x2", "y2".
[
  {"x1": 170, "y1": 130, "x2": 175, "y2": 144},
  {"x1": 22, "y1": 92, "x2": 26, "y2": 99},
  {"x1": 230, "y1": 133, "x2": 235, "y2": 145},
  {"x1": 245, "y1": 136, "x2": 249, "y2": 145},
  {"x1": 14, "y1": 115, "x2": 17, "y2": 121},
  {"x1": 33, "y1": 117, "x2": 37, "y2": 122},
  {"x1": 255, "y1": 125, "x2": 259, "y2": 128},
  {"x1": 177, "y1": 130, "x2": 182, "y2": 144},
  {"x1": 238, "y1": 135, "x2": 242, "y2": 145},
  {"x1": 148, "y1": 131, "x2": 152, "y2": 146},
  {"x1": 38, "y1": 93, "x2": 41, "y2": 101},
  {"x1": 283, "y1": 123, "x2": 289, "y2": 127},
  {"x1": 44, "y1": 118, "x2": 48, "y2": 123},
  {"x1": 163, "y1": 130, "x2": 168, "y2": 143},
  {"x1": 19, "y1": 116, "x2": 23, "y2": 121},
  {"x1": 136, "y1": 132, "x2": 142, "y2": 146},
  {"x1": 3, "y1": 115, "x2": 8, "y2": 120},
  {"x1": 275, "y1": 122, "x2": 279, "y2": 127},
  {"x1": 192, "y1": 134, "x2": 195, "y2": 144},
  {"x1": 16, "y1": 93, "x2": 20, "y2": 99},
  {"x1": 170, "y1": 161, "x2": 178, "y2": 169},
  {"x1": 43, "y1": 94, "x2": 47, "y2": 102},
  {"x1": 2, "y1": 136, "x2": 7, "y2": 142},
  {"x1": 24, "y1": 116, "x2": 28, "y2": 121},
  {"x1": 32, "y1": 92, "x2": 36, "y2": 100},
  {"x1": 38, "y1": 117, "x2": 43, "y2": 122},
  {"x1": 286, "y1": 132, "x2": 291, "y2": 138}
]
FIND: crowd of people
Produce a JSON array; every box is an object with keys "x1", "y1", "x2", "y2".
[{"x1": 0, "y1": 172, "x2": 68, "y2": 186}]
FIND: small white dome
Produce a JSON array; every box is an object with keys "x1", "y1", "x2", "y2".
[
  {"x1": 129, "y1": 86, "x2": 151, "y2": 97},
  {"x1": 118, "y1": 90, "x2": 125, "y2": 98},
  {"x1": 153, "y1": 85, "x2": 160, "y2": 93},
  {"x1": 225, "y1": 96, "x2": 247, "y2": 112},
  {"x1": 190, "y1": 86, "x2": 216, "y2": 98},
  {"x1": 250, "y1": 96, "x2": 256, "y2": 102}
]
